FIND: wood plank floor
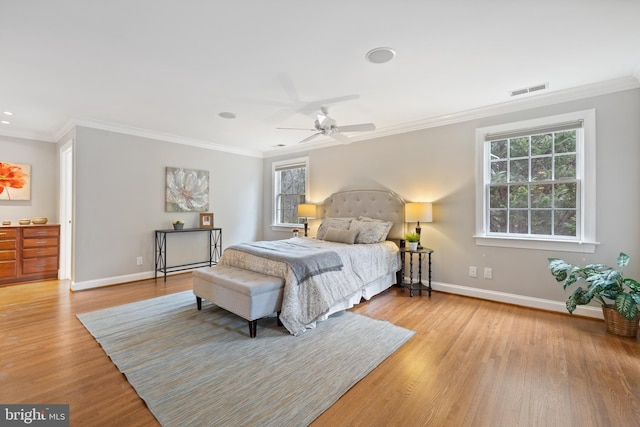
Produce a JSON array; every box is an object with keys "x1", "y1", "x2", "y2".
[{"x1": 1, "y1": 276, "x2": 639, "y2": 426}]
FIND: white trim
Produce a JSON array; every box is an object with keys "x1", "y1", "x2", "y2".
[
  {"x1": 474, "y1": 109, "x2": 596, "y2": 253},
  {"x1": 434, "y1": 281, "x2": 604, "y2": 319},
  {"x1": 70, "y1": 270, "x2": 174, "y2": 291}
]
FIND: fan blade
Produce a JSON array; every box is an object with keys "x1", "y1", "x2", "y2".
[
  {"x1": 331, "y1": 133, "x2": 351, "y2": 144},
  {"x1": 297, "y1": 95, "x2": 360, "y2": 115},
  {"x1": 336, "y1": 123, "x2": 376, "y2": 132},
  {"x1": 298, "y1": 132, "x2": 322, "y2": 144},
  {"x1": 277, "y1": 127, "x2": 317, "y2": 131}
]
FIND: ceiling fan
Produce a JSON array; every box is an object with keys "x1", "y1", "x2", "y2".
[{"x1": 277, "y1": 106, "x2": 376, "y2": 144}]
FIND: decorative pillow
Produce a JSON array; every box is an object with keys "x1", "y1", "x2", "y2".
[
  {"x1": 323, "y1": 227, "x2": 358, "y2": 244},
  {"x1": 358, "y1": 216, "x2": 393, "y2": 238},
  {"x1": 349, "y1": 219, "x2": 393, "y2": 244},
  {"x1": 316, "y1": 217, "x2": 353, "y2": 240}
]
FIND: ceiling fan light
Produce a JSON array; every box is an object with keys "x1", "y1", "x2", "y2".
[{"x1": 366, "y1": 47, "x2": 395, "y2": 64}]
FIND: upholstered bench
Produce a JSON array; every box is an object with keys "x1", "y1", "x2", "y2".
[{"x1": 193, "y1": 265, "x2": 285, "y2": 338}]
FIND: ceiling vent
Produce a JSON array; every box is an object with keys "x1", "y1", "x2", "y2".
[{"x1": 510, "y1": 83, "x2": 548, "y2": 97}]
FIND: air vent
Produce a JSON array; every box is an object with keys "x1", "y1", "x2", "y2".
[{"x1": 510, "y1": 83, "x2": 548, "y2": 97}]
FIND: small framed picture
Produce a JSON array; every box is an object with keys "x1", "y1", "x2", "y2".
[{"x1": 199, "y1": 213, "x2": 214, "y2": 229}]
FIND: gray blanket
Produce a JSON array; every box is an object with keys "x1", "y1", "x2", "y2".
[{"x1": 228, "y1": 240, "x2": 343, "y2": 283}]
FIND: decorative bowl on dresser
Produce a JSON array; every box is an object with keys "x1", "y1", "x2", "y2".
[{"x1": 0, "y1": 224, "x2": 60, "y2": 286}]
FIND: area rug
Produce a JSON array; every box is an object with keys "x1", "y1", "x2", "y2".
[{"x1": 77, "y1": 291, "x2": 414, "y2": 427}]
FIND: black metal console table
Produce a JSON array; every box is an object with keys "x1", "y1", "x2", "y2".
[{"x1": 154, "y1": 228, "x2": 222, "y2": 281}]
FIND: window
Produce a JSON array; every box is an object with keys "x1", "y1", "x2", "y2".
[
  {"x1": 475, "y1": 110, "x2": 597, "y2": 253},
  {"x1": 272, "y1": 157, "x2": 309, "y2": 227}
]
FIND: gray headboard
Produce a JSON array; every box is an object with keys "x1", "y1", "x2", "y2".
[{"x1": 318, "y1": 189, "x2": 405, "y2": 240}]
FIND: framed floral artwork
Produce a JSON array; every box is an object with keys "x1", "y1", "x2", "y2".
[
  {"x1": 0, "y1": 161, "x2": 31, "y2": 201},
  {"x1": 165, "y1": 167, "x2": 209, "y2": 212}
]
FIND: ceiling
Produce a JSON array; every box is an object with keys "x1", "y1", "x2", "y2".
[{"x1": 1, "y1": 1, "x2": 639, "y2": 157}]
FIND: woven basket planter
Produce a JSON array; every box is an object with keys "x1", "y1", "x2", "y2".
[{"x1": 602, "y1": 305, "x2": 640, "y2": 337}]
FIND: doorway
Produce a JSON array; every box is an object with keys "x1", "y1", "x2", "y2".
[{"x1": 59, "y1": 140, "x2": 73, "y2": 282}]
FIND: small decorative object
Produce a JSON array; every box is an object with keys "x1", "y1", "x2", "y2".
[
  {"x1": 2, "y1": 220, "x2": 10, "y2": 225},
  {"x1": 199, "y1": 213, "x2": 213, "y2": 229},
  {"x1": 32, "y1": 217, "x2": 48, "y2": 224},
  {"x1": 548, "y1": 252, "x2": 640, "y2": 337},
  {"x1": 292, "y1": 228, "x2": 300, "y2": 238},
  {"x1": 18, "y1": 218, "x2": 31, "y2": 225},
  {"x1": 172, "y1": 220, "x2": 184, "y2": 230},
  {"x1": 405, "y1": 232, "x2": 420, "y2": 251}
]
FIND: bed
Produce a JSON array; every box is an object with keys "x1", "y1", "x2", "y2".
[{"x1": 219, "y1": 189, "x2": 405, "y2": 335}]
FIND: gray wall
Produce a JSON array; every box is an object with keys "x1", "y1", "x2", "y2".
[
  {"x1": 263, "y1": 88, "x2": 640, "y2": 314},
  {"x1": 0, "y1": 135, "x2": 58, "y2": 223},
  {"x1": 72, "y1": 127, "x2": 263, "y2": 288}
]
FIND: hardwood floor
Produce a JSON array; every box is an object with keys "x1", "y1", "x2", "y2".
[{"x1": 1, "y1": 277, "x2": 639, "y2": 426}]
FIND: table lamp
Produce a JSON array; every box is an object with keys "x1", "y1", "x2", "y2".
[
  {"x1": 297, "y1": 203, "x2": 316, "y2": 237},
  {"x1": 405, "y1": 202, "x2": 433, "y2": 249}
]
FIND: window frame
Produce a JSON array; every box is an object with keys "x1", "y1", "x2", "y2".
[
  {"x1": 271, "y1": 156, "x2": 310, "y2": 229},
  {"x1": 474, "y1": 109, "x2": 598, "y2": 253}
]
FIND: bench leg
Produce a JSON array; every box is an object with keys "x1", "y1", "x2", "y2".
[
  {"x1": 277, "y1": 311, "x2": 283, "y2": 327},
  {"x1": 248, "y1": 320, "x2": 258, "y2": 338},
  {"x1": 196, "y1": 296, "x2": 202, "y2": 310}
]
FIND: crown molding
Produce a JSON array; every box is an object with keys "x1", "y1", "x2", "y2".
[{"x1": 264, "y1": 75, "x2": 640, "y2": 157}]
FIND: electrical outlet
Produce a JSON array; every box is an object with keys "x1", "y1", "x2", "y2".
[
  {"x1": 137, "y1": 256, "x2": 143, "y2": 266},
  {"x1": 469, "y1": 266, "x2": 477, "y2": 277},
  {"x1": 484, "y1": 267, "x2": 492, "y2": 279}
]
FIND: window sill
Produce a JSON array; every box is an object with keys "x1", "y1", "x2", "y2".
[
  {"x1": 473, "y1": 235, "x2": 598, "y2": 253},
  {"x1": 271, "y1": 224, "x2": 300, "y2": 232}
]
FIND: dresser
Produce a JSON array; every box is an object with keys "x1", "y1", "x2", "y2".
[{"x1": 0, "y1": 225, "x2": 60, "y2": 286}]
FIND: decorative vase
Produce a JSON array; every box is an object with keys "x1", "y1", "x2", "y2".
[
  {"x1": 408, "y1": 241, "x2": 418, "y2": 251},
  {"x1": 173, "y1": 223, "x2": 184, "y2": 230},
  {"x1": 602, "y1": 305, "x2": 639, "y2": 337}
]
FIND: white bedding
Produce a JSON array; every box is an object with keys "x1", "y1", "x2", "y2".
[{"x1": 219, "y1": 237, "x2": 400, "y2": 335}]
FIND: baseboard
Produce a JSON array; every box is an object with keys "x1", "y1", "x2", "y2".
[
  {"x1": 434, "y1": 281, "x2": 604, "y2": 320},
  {"x1": 71, "y1": 271, "x2": 157, "y2": 291}
]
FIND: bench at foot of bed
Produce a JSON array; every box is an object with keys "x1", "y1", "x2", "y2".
[{"x1": 192, "y1": 264, "x2": 285, "y2": 338}]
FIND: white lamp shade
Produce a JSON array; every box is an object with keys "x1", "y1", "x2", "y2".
[
  {"x1": 405, "y1": 202, "x2": 433, "y2": 223},
  {"x1": 297, "y1": 203, "x2": 316, "y2": 218}
]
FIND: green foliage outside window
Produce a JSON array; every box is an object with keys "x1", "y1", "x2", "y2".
[{"x1": 488, "y1": 130, "x2": 578, "y2": 237}]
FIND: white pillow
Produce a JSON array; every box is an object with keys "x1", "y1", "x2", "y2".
[
  {"x1": 349, "y1": 219, "x2": 393, "y2": 244},
  {"x1": 316, "y1": 217, "x2": 353, "y2": 240},
  {"x1": 324, "y1": 227, "x2": 358, "y2": 244},
  {"x1": 358, "y1": 216, "x2": 393, "y2": 238}
]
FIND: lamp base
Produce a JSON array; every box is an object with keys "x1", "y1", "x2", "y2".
[{"x1": 304, "y1": 222, "x2": 309, "y2": 237}]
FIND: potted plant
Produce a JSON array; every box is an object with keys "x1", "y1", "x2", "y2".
[
  {"x1": 172, "y1": 220, "x2": 184, "y2": 230},
  {"x1": 548, "y1": 252, "x2": 640, "y2": 337},
  {"x1": 404, "y1": 232, "x2": 420, "y2": 251}
]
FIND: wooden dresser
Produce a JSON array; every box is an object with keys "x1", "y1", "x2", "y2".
[{"x1": 0, "y1": 224, "x2": 60, "y2": 286}]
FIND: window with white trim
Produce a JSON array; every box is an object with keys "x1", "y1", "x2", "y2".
[
  {"x1": 475, "y1": 110, "x2": 597, "y2": 252},
  {"x1": 272, "y1": 157, "x2": 309, "y2": 227}
]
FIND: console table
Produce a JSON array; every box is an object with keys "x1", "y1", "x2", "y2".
[{"x1": 154, "y1": 228, "x2": 222, "y2": 282}]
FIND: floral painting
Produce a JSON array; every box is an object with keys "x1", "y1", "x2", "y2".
[
  {"x1": 0, "y1": 161, "x2": 31, "y2": 201},
  {"x1": 165, "y1": 167, "x2": 209, "y2": 212}
]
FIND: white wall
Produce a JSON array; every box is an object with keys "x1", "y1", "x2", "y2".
[
  {"x1": 263, "y1": 88, "x2": 640, "y2": 316},
  {"x1": 72, "y1": 127, "x2": 263, "y2": 289},
  {"x1": 0, "y1": 135, "x2": 58, "y2": 223}
]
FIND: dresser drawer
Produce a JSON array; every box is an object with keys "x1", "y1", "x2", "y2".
[
  {"x1": 0, "y1": 240, "x2": 17, "y2": 250},
  {"x1": 23, "y1": 227, "x2": 59, "y2": 238},
  {"x1": 0, "y1": 261, "x2": 17, "y2": 278},
  {"x1": 22, "y1": 257, "x2": 58, "y2": 274},
  {"x1": 0, "y1": 229, "x2": 18, "y2": 239},
  {"x1": 23, "y1": 237, "x2": 59, "y2": 248},
  {"x1": 23, "y1": 247, "x2": 58, "y2": 258},
  {"x1": 0, "y1": 250, "x2": 17, "y2": 261}
]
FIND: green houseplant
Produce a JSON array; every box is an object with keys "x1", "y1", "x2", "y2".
[
  {"x1": 548, "y1": 252, "x2": 640, "y2": 336},
  {"x1": 404, "y1": 232, "x2": 420, "y2": 251},
  {"x1": 172, "y1": 219, "x2": 184, "y2": 230}
]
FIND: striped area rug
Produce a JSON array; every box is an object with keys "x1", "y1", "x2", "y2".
[{"x1": 78, "y1": 291, "x2": 414, "y2": 427}]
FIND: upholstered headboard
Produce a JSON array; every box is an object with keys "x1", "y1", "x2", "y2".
[{"x1": 318, "y1": 189, "x2": 405, "y2": 240}]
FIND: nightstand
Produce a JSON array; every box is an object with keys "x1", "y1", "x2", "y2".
[{"x1": 399, "y1": 247, "x2": 434, "y2": 297}]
